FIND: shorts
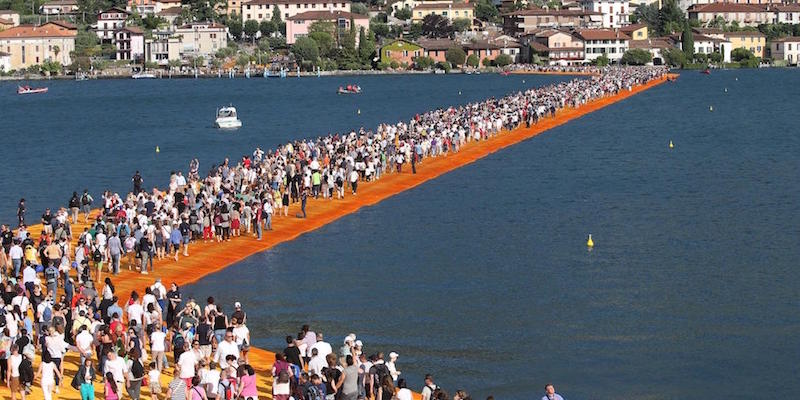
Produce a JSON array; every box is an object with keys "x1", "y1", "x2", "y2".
[
  {"x1": 172, "y1": 243, "x2": 181, "y2": 251},
  {"x1": 231, "y1": 219, "x2": 240, "y2": 229},
  {"x1": 149, "y1": 381, "x2": 162, "y2": 394},
  {"x1": 10, "y1": 376, "x2": 21, "y2": 391},
  {"x1": 183, "y1": 236, "x2": 190, "y2": 244}
]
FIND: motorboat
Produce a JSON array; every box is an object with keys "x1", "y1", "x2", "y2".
[
  {"x1": 215, "y1": 106, "x2": 242, "y2": 129},
  {"x1": 17, "y1": 85, "x2": 48, "y2": 94},
  {"x1": 337, "y1": 85, "x2": 362, "y2": 94},
  {"x1": 132, "y1": 72, "x2": 156, "y2": 79}
]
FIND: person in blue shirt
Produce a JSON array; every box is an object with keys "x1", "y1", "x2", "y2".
[
  {"x1": 169, "y1": 224, "x2": 182, "y2": 262},
  {"x1": 542, "y1": 383, "x2": 564, "y2": 400}
]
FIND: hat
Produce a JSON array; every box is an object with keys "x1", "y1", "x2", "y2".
[
  {"x1": 389, "y1": 352, "x2": 399, "y2": 359},
  {"x1": 234, "y1": 301, "x2": 241, "y2": 308},
  {"x1": 355, "y1": 340, "x2": 363, "y2": 348},
  {"x1": 344, "y1": 334, "x2": 356, "y2": 344}
]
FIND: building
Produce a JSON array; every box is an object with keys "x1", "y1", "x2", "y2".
[
  {"x1": 241, "y1": 0, "x2": 351, "y2": 23},
  {"x1": 145, "y1": 29, "x2": 182, "y2": 66},
  {"x1": 620, "y1": 23, "x2": 647, "y2": 40},
  {"x1": 175, "y1": 22, "x2": 228, "y2": 58},
  {"x1": 115, "y1": 26, "x2": 144, "y2": 61},
  {"x1": 411, "y1": 1, "x2": 474, "y2": 23},
  {"x1": 380, "y1": 38, "x2": 423, "y2": 65},
  {"x1": 502, "y1": 7, "x2": 602, "y2": 35},
  {"x1": 39, "y1": 0, "x2": 79, "y2": 14},
  {"x1": 157, "y1": 6, "x2": 184, "y2": 26},
  {"x1": 491, "y1": 34, "x2": 523, "y2": 61},
  {"x1": 687, "y1": 3, "x2": 771, "y2": 27},
  {"x1": 464, "y1": 41, "x2": 501, "y2": 62},
  {"x1": 576, "y1": 28, "x2": 629, "y2": 62},
  {"x1": 579, "y1": 0, "x2": 629, "y2": 28},
  {"x1": 628, "y1": 37, "x2": 675, "y2": 65},
  {"x1": 286, "y1": 10, "x2": 368, "y2": 44},
  {"x1": 96, "y1": 7, "x2": 130, "y2": 42},
  {"x1": 724, "y1": 30, "x2": 765, "y2": 57},
  {"x1": 0, "y1": 22, "x2": 77, "y2": 69},
  {"x1": 525, "y1": 28, "x2": 585, "y2": 64},
  {"x1": 417, "y1": 37, "x2": 453, "y2": 62},
  {"x1": 0, "y1": 10, "x2": 20, "y2": 27},
  {"x1": 0, "y1": 50, "x2": 10, "y2": 70},
  {"x1": 770, "y1": 36, "x2": 800, "y2": 64},
  {"x1": 769, "y1": 4, "x2": 800, "y2": 24}
]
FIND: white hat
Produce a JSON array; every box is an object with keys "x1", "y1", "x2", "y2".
[
  {"x1": 344, "y1": 333, "x2": 356, "y2": 344},
  {"x1": 389, "y1": 351, "x2": 399, "y2": 359},
  {"x1": 354, "y1": 340, "x2": 363, "y2": 348},
  {"x1": 234, "y1": 301, "x2": 241, "y2": 308}
]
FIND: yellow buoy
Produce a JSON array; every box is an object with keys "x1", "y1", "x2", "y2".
[
  {"x1": 587, "y1": 234, "x2": 594, "y2": 248},
  {"x1": 669, "y1": 140, "x2": 674, "y2": 149},
  {"x1": 155, "y1": 146, "x2": 160, "y2": 153}
]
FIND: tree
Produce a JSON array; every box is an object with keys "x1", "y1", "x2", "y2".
[
  {"x1": 350, "y1": 1, "x2": 367, "y2": 15},
  {"x1": 466, "y1": 53, "x2": 479, "y2": 67},
  {"x1": 445, "y1": 46, "x2": 466, "y2": 66},
  {"x1": 370, "y1": 20, "x2": 390, "y2": 39},
  {"x1": 358, "y1": 27, "x2": 376, "y2": 64},
  {"x1": 292, "y1": 36, "x2": 320, "y2": 67},
  {"x1": 709, "y1": 51, "x2": 723, "y2": 63},
  {"x1": 394, "y1": 6, "x2": 412, "y2": 20},
  {"x1": 474, "y1": 0, "x2": 499, "y2": 22},
  {"x1": 422, "y1": 14, "x2": 453, "y2": 38},
  {"x1": 593, "y1": 53, "x2": 610, "y2": 66},
  {"x1": 260, "y1": 20, "x2": 276, "y2": 37},
  {"x1": 228, "y1": 19, "x2": 243, "y2": 40},
  {"x1": 731, "y1": 47, "x2": 754, "y2": 62},
  {"x1": 494, "y1": 53, "x2": 513, "y2": 67},
  {"x1": 76, "y1": 0, "x2": 110, "y2": 24},
  {"x1": 681, "y1": 20, "x2": 694, "y2": 59},
  {"x1": 168, "y1": 59, "x2": 181, "y2": 70},
  {"x1": 632, "y1": 3, "x2": 658, "y2": 31},
  {"x1": 143, "y1": 15, "x2": 166, "y2": 30},
  {"x1": 452, "y1": 18, "x2": 471, "y2": 32},
  {"x1": 244, "y1": 19, "x2": 260, "y2": 43},
  {"x1": 662, "y1": 47, "x2": 686, "y2": 67},
  {"x1": 414, "y1": 55, "x2": 434, "y2": 70},
  {"x1": 309, "y1": 31, "x2": 334, "y2": 57},
  {"x1": 620, "y1": 48, "x2": 652, "y2": 65},
  {"x1": 52, "y1": 45, "x2": 61, "y2": 61},
  {"x1": 236, "y1": 54, "x2": 250, "y2": 67},
  {"x1": 658, "y1": 0, "x2": 684, "y2": 35},
  {"x1": 407, "y1": 22, "x2": 423, "y2": 40}
]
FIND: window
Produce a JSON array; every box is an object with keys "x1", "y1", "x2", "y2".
[
  {"x1": 258, "y1": 13, "x2": 262, "y2": 18},
  {"x1": 403, "y1": 50, "x2": 408, "y2": 56},
  {"x1": 35, "y1": 45, "x2": 39, "y2": 51},
  {"x1": 789, "y1": 43, "x2": 793, "y2": 51}
]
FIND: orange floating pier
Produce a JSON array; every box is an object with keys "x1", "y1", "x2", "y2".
[{"x1": 12, "y1": 73, "x2": 675, "y2": 400}]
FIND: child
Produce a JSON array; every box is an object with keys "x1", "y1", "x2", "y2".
[{"x1": 148, "y1": 361, "x2": 162, "y2": 400}]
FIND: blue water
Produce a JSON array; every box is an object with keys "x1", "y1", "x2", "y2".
[{"x1": 6, "y1": 70, "x2": 800, "y2": 399}]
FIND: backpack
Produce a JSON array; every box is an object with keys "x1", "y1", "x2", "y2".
[
  {"x1": 19, "y1": 358, "x2": 34, "y2": 384},
  {"x1": 369, "y1": 363, "x2": 390, "y2": 392},
  {"x1": 131, "y1": 359, "x2": 145, "y2": 379},
  {"x1": 172, "y1": 331, "x2": 185, "y2": 350},
  {"x1": 45, "y1": 267, "x2": 58, "y2": 283},
  {"x1": 81, "y1": 193, "x2": 92, "y2": 206},
  {"x1": 93, "y1": 247, "x2": 102, "y2": 262},
  {"x1": 306, "y1": 385, "x2": 324, "y2": 400},
  {"x1": 218, "y1": 379, "x2": 234, "y2": 400},
  {"x1": 42, "y1": 305, "x2": 53, "y2": 323}
]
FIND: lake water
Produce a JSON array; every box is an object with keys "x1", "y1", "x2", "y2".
[{"x1": 4, "y1": 70, "x2": 800, "y2": 399}]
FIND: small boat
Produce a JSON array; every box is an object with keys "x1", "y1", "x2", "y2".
[
  {"x1": 500, "y1": 70, "x2": 510, "y2": 76},
  {"x1": 337, "y1": 85, "x2": 362, "y2": 94},
  {"x1": 17, "y1": 85, "x2": 48, "y2": 94},
  {"x1": 701, "y1": 69, "x2": 710, "y2": 75},
  {"x1": 214, "y1": 106, "x2": 242, "y2": 129},
  {"x1": 132, "y1": 72, "x2": 156, "y2": 79}
]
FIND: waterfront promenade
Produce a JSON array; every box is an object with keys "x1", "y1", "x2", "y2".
[{"x1": 11, "y1": 72, "x2": 675, "y2": 400}]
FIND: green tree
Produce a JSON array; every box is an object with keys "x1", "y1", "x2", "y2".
[
  {"x1": 168, "y1": 59, "x2": 181, "y2": 70},
  {"x1": 482, "y1": 57, "x2": 491, "y2": 67},
  {"x1": 466, "y1": 53, "x2": 479, "y2": 67},
  {"x1": 593, "y1": 53, "x2": 610, "y2": 66},
  {"x1": 494, "y1": 53, "x2": 513, "y2": 66},
  {"x1": 407, "y1": 22, "x2": 423, "y2": 40},
  {"x1": 244, "y1": 19, "x2": 260, "y2": 43},
  {"x1": 422, "y1": 14, "x2": 453, "y2": 38},
  {"x1": 632, "y1": 3, "x2": 658, "y2": 30},
  {"x1": 620, "y1": 48, "x2": 653, "y2": 65},
  {"x1": 292, "y1": 36, "x2": 320, "y2": 68},
  {"x1": 358, "y1": 27, "x2": 376, "y2": 64},
  {"x1": 76, "y1": 0, "x2": 111, "y2": 24},
  {"x1": 658, "y1": 0, "x2": 684, "y2": 35},
  {"x1": 394, "y1": 6, "x2": 412, "y2": 20},
  {"x1": 662, "y1": 47, "x2": 686, "y2": 67},
  {"x1": 228, "y1": 19, "x2": 243, "y2": 41},
  {"x1": 52, "y1": 45, "x2": 60, "y2": 61},
  {"x1": 350, "y1": 1, "x2": 367, "y2": 14},
  {"x1": 370, "y1": 20, "x2": 390, "y2": 39},
  {"x1": 414, "y1": 55, "x2": 434, "y2": 70},
  {"x1": 452, "y1": 18, "x2": 471, "y2": 32},
  {"x1": 731, "y1": 47, "x2": 754, "y2": 62},
  {"x1": 272, "y1": 5, "x2": 286, "y2": 34},
  {"x1": 143, "y1": 15, "x2": 166, "y2": 30},
  {"x1": 474, "y1": 0, "x2": 498, "y2": 22},
  {"x1": 681, "y1": 20, "x2": 694, "y2": 59},
  {"x1": 260, "y1": 20, "x2": 276, "y2": 37},
  {"x1": 445, "y1": 46, "x2": 466, "y2": 66},
  {"x1": 236, "y1": 54, "x2": 250, "y2": 67},
  {"x1": 709, "y1": 51, "x2": 723, "y2": 63},
  {"x1": 309, "y1": 31, "x2": 334, "y2": 57}
]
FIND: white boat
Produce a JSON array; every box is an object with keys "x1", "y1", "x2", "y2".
[
  {"x1": 17, "y1": 85, "x2": 48, "y2": 94},
  {"x1": 215, "y1": 106, "x2": 242, "y2": 129},
  {"x1": 132, "y1": 72, "x2": 156, "y2": 79}
]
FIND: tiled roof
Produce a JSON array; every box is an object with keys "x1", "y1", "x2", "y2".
[
  {"x1": 244, "y1": 0, "x2": 351, "y2": 5},
  {"x1": 287, "y1": 10, "x2": 367, "y2": 20},
  {"x1": 42, "y1": 0, "x2": 78, "y2": 5},
  {"x1": 724, "y1": 30, "x2": 765, "y2": 37},
  {"x1": 118, "y1": 25, "x2": 144, "y2": 33},
  {"x1": 177, "y1": 22, "x2": 227, "y2": 29},
  {"x1": 48, "y1": 20, "x2": 77, "y2": 29},
  {"x1": 772, "y1": 35, "x2": 800, "y2": 42},
  {"x1": 577, "y1": 28, "x2": 630, "y2": 40},
  {"x1": 688, "y1": 3, "x2": 766, "y2": 13},
  {"x1": 0, "y1": 23, "x2": 77, "y2": 38},
  {"x1": 0, "y1": 17, "x2": 12, "y2": 24},
  {"x1": 417, "y1": 38, "x2": 457, "y2": 50},
  {"x1": 503, "y1": 7, "x2": 601, "y2": 16},
  {"x1": 157, "y1": 6, "x2": 183, "y2": 15},
  {"x1": 629, "y1": 38, "x2": 674, "y2": 49},
  {"x1": 463, "y1": 41, "x2": 500, "y2": 50},
  {"x1": 620, "y1": 23, "x2": 646, "y2": 34}
]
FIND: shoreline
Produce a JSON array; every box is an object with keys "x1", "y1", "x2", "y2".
[{"x1": 17, "y1": 73, "x2": 676, "y2": 400}]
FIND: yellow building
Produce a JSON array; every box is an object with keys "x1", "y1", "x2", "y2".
[
  {"x1": 411, "y1": 1, "x2": 473, "y2": 23},
  {"x1": 0, "y1": 22, "x2": 76, "y2": 70},
  {"x1": 724, "y1": 31, "x2": 766, "y2": 58},
  {"x1": 621, "y1": 23, "x2": 647, "y2": 40}
]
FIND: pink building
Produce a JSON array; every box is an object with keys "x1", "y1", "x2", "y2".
[{"x1": 286, "y1": 10, "x2": 369, "y2": 45}]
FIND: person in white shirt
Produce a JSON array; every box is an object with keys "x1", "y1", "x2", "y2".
[
  {"x1": 75, "y1": 326, "x2": 94, "y2": 366},
  {"x1": 7, "y1": 345, "x2": 24, "y2": 400},
  {"x1": 396, "y1": 379, "x2": 413, "y2": 400},
  {"x1": 104, "y1": 350, "x2": 128, "y2": 387},
  {"x1": 213, "y1": 330, "x2": 240, "y2": 369},
  {"x1": 307, "y1": 348, "x2": 326, "y2": 376},
  {"x1": 177, "y1": 342, "x2": 198, "y2": 381},
  {"x1": 386, "y1": 352, "x2": 401, "y2": 383},
  {"x1": 231, "y1": 319, "x2": 251, "y2": 364},
  {"x1": 150, "y1": 324, "x2": 167, "y2": 371},
  {"x1": 310, "y1": 333, "x2": 332, "y2": 359},
  {"x1": 127, "y1": 297, "x2": 144, "y2": 330}
]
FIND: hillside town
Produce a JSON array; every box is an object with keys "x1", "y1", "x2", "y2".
[{"x1": 1, "y1": 0, "x2": 800, "y2": 75}]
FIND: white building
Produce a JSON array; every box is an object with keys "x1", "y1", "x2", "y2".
[
  {"x1": 0, "y1": 51, "x2": 10, "y2": 71},
  {"x1": 579, "y1": 0, "x2": 629, "y2": 28},
  {"x1": 115, "y1": 26, "x2": 144, "y2": 61},
  {"x1": 576, "y1": 28, "x2": 629, "y2": 62},
  {"x1": 174, "y1": 22, "x2": 228, "y2": 59},
  {"x1": 39, "y1": 0, "x2": 79, "y2": 15},
  {"x1": 145, "y1": 29, "x2": 182, "y2": 66},
  {"x1": 95, "y1": 7, "x2": 129, "y2": 41},
  {"x1": 241, "y1": 0, "x2": 351, "y2": 22},
  {"x1": 771, "y1": 36, "x2": 800, "y2": 65}
]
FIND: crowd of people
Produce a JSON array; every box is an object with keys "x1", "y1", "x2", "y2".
[{"x1": 0, "y1": 66, "x2": 667, "y2": 400}]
